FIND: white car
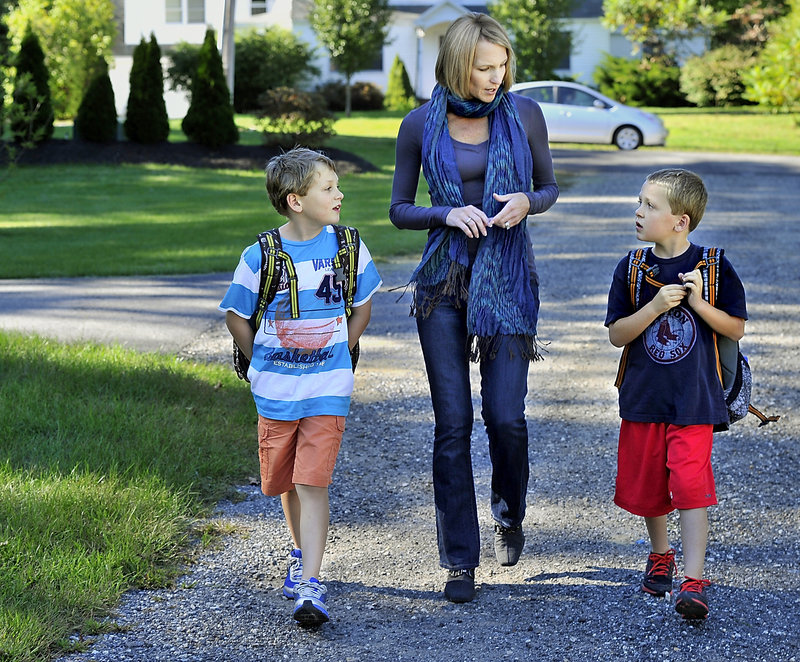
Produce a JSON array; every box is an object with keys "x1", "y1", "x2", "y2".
[{"x1": 510, "y1": 80, "x2": 668, "y2": 150}]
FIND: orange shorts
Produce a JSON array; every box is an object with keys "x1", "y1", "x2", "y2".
[
  {"x1": 614, "y1": 420, "x2": 717, "y2": 518},
  {"x1": 257, "y1": 415, "x2": 345, "y2": 496}
]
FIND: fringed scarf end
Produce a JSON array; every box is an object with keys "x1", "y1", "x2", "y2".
[{"x1": 467, "y1": 334, "x2": 547, "y2": 363}]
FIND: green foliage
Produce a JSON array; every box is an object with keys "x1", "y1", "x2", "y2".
[
  {"x1": 75, "y1": 59, "x2": 117, "y2": 142},
  {"x1": 384, "y1": 55, "x2": 417, "y2": 112},
  {"x1": 710, "y1": 0, "x2": 788, "y2": 48},
  {"x1": 310, "y1": 0, "x2": 392, "y2": 115},
  {"x1": 182, "y1": 28, "x2": 239, "y2": 148},
  {"x1": 165, "y1": 40, "x2": 200, "y2": 94},
  {"x1": 743, "y1": 0, "x2": 800, "y2": 112},
  {"x1": 488, "y1": 0, "x2": 575, "y2": 81},
  {"x1": 5, "y1": 0, "x2": 116, "y2": 119},
  {"x1": 594, "y1": 54, "x2": 686, "y2": 107},
  {"x1": 316, "y1": 80, "x2": 384, "y2": 111},
  {"x1": 257, "y1": 86, "x2": 336, "y2": 148},
  {"x1": 680, "y1": 45, "x2": 757, "y2": 107},
  {"x1": 233, "y1": 27, "x2": 319, "y2": 113},
  {"x1": 602, "y1": 0, "x2": 726, "y2": 62},
  {"x1": 10, "y1": 27, "x2": 53, "y2": 144},
  {"x1": 125, "y1": 35, "x2": 170, "y2": 144}
]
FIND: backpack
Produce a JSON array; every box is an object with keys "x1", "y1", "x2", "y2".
[
  {"x1": 615, "y1": 246, "x2": 779, "y2": 432},
  {"x1": 233, "y1": 225, "x2": 361, "y2": 382}
]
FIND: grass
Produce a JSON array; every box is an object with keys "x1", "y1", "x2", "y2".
[
  {"x1": 0, "y1": 331, "x2": 257, "y2": 661},
  {"x1": 2, "y1": 108, "x2": 798, "y2": 278}
]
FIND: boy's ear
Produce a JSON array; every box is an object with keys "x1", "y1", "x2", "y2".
[
  {"x1": 674, "y1": 213, "x2": 690, "y2": 231},
  {"x1": 286, "y1": 192, "x2": 302, "y2": 213}
]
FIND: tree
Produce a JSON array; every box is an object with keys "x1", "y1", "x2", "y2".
[
  {"x1": 602, "y1": 0, "x2": 727, "y2": 63},
  {"x1": 182, "y1": 28, "x2": 239, "y2": 148},
  {"x1": 311, "y1": 0, "x2": 392, "y2": 116},
  {"x1": 125, "y1": 35, "x2": 169, "y2": 143},
  {"x1": 384, "y1": 55, "x2": 416, "y2": 112},
  {"x1": 75, "y1": 59, "x2": 117, "y2": 142},
  {"x1": 11, "y1": 27, "x2": 53, "y2": 144},
  {"x1": 6, "y1": 0, "x2": 116, "y2": 118},
  {"x1": 233, "y1": 27, "x2": 318, "y2": 113},
  {"x1": 489, "y1": 0, "x2": 576, "y2": 81},
  {"x1": 743, "y1": 0, "x2": 800, "y2": 113}
]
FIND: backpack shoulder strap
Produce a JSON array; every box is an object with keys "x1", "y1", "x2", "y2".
[
  {"x1": 252, "y1": 228, "x2": 300, "y2": 329},
  {"x1": 332, "y1": 225, "x2": 360, "y2": 318}
]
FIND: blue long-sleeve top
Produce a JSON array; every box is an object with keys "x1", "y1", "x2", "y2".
[{"x1": 389, "y1": 93, "x2": 559, "y2": 231}]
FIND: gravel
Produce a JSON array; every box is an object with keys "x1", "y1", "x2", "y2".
[{"x1": 56, "y1": 150, "x2": 800, "y2": 662}]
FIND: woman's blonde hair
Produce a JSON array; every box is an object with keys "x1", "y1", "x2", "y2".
[{"x1": 435, "y1": 13, "x2": 516, "y2": 99}]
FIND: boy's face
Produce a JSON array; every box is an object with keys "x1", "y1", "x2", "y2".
[
  {"x1": 293, "y1": 164, "x2": 343, "y2": 227},
  {"x1": 634, "y1": 181, "x2": 684, "y2": 244}
]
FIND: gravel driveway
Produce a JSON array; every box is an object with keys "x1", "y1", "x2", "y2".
[{"x1": 54, "y1": 150, "x2": 800, "y2": 662}]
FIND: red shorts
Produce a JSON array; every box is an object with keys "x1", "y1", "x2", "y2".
[
  {"x1": 614, "y1": 420, "x2": 717, "y2": 518},
  {"x1": 257, "y1": 415, "x2": 345, "y2": 496}
]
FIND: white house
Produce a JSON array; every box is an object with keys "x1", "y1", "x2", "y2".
[{"x1": 110, "y1": 0, "x2": 659, "y2": 119}]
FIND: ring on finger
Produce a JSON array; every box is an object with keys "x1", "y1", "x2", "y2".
[{"x1": 505, "y1": 222, "x2": 510, "y2": 229}]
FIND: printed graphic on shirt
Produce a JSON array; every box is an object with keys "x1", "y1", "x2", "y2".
[{"x1": 643, "y1": 306, "x2": 697, "y2": 364}]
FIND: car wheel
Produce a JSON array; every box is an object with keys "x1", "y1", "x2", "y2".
[{"x1": 613, "y1": 126, "x2": 643, "y2": 150}]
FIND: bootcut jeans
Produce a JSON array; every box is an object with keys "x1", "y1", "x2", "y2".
[{"x1": 416, "y1": 295, "x2": 531, "y2": 570}]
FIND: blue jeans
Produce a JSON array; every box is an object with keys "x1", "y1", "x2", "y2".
[{"x1": 416, "y1": 296, "x2": 531, "y2": 570}]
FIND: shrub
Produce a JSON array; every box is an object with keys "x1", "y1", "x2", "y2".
[
  {"x1": 315, "y1": 80, "x2": 384, "y2": 111},
  {"x1": 125, "y1": 35, "x2": 170, "y2": 143},
  {"x1": 681, "y1": 45, "x2": 757, "y2": 107},
  {"x1": 10, "y1": 28, "x2": 54, "y2": 144},
  {"x1": 166, "y1": 41, "x2": 201, "y2": 95},
  {"x1": 182, "y1": 29, "x2": 239, "y2": 149},
  {"x1": 594, "y1": 54, "x2": 686, "y2": 107},
  {"x1": 233, "y1": 27, "x2": 318, "y2": 113},
  {"x1": 257, "y1": 86, "x2": 335, "y2": 148},
  {"x1": 384, "y1": 55, "x2": 417, "y2": 112},
  {"x1": 75, "y1": 60, "x2": 117, "y2": 142}
]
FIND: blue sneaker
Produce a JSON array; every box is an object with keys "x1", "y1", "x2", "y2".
[
  {"x1": 293, "y1": 578, "x2": 329, "y2": 627},
  {"x1": 282, "y1": 549, "x2": 302, "y2": 599}
]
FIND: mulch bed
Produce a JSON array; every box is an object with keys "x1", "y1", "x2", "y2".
[{"x1": 3, "y1": 138, "x2": 377, "y2": 174}]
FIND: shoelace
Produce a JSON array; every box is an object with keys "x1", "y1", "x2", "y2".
[
  {"x1": 288, "y1": 557, "x2": 303, "y2": 581},
  {"x1": 680, "y1": 577, "x2": 711, "y2": 593},
  {"x1": 296, "y1": 579, "x2": 327, "y2": 600},
  {"x1": 648, "y1": 549, "x2": 676, "y2": 576}
]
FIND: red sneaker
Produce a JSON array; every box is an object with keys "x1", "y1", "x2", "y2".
[
  {"x1": 641, "y1": 548, "x2": 676, "y2": 596},
  {"x1": 675, "y1": 576, "x2": 711, "y2": 620}
]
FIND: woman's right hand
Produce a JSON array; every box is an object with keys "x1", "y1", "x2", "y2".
[{"x1": 445, "y1": 206, "x2": 490, "y2": 238}]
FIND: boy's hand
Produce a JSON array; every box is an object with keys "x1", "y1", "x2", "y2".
[
  {"x1": 679, "y1": 269, "x2": 703, "y2": 307},
  {"x1": 652, "y1": 284, "x2": 687, "y2": 314}
]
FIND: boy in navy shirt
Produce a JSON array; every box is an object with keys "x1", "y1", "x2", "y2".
[{"x1": 605, "y1": 169, "x2": 747, "y2": 619}]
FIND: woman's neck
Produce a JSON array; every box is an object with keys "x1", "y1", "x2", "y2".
[{"x1": 447, "y1": 113, "x2": 489, "y2": 145}]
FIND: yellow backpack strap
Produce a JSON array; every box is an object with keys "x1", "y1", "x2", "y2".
[
  {"x1": 332, "y1": 225, "x2": 360, "y2": 317},
  {"x1": 253, "y1": 229, "x2": 300, "y2": 329}
]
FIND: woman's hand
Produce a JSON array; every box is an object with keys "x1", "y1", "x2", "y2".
[
  {"x1": 490, "y1": 192, "x2": 530, "y2": 230},
  {"x1": 446, "y1": 205, "x2": 490, "y2": 238}
]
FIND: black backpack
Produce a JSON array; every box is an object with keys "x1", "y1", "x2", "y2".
[
  {"x1": 615, "y1": 246, "x2": 779, "y2": 432},
  {"x1": 233, "y1": 225, "x2": 361, "y2": 382}
]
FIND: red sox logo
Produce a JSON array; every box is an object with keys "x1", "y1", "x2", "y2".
[{"x1": 643, "y1": 306, "x2": 697, "y2": 364}]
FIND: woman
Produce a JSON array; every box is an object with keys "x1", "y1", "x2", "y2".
[{"x1": 389, "y1": 13, "x2": 559, "y2": 603}]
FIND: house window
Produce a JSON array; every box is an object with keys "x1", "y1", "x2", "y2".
[
  {"x1": 166, "y1": 0, "x2": 205, "y2": 24},
  {"x1": 252, "y1": 0, "x2": 269, "y2": 15}
]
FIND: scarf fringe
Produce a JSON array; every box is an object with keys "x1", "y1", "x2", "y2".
[
  {"x1": 467, "y1": 334, "x2": 547, "y2": 363},
  {"x1": 409, "y1": 261, "x2": 469, "y2": 319}
]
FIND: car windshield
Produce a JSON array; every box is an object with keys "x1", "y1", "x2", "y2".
[{"x1": 515, "y1": 86, "x2": 554, "y2": 103}]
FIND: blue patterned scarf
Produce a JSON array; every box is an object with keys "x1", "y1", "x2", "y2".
[{"x1": 412, "y1": 84, "x2": 540, "y2": 360}]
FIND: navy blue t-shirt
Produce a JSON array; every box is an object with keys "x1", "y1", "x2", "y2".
[{"x1": 605, "y1": 244, "x2": 748, "y2": 426}]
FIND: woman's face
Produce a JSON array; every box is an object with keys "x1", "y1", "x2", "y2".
[{"x1": 468, "y1": 39, "x2": 508, "y2": 103}]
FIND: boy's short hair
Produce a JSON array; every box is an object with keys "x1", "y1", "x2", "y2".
[
  {"x1": 435, "y1": 13, "x2": 516, "y2": 100},
  {"x1": 265, "y1": 147, "x2": 337, "y2": 217},
  {"x1": 646, "y1": 168, "x2": 708, "y2": 231}
]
